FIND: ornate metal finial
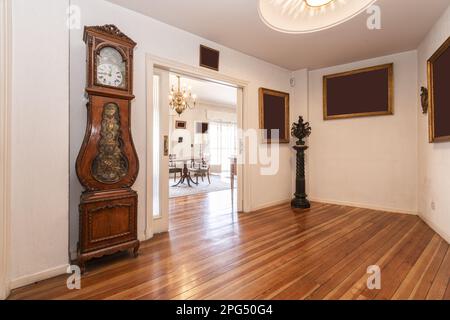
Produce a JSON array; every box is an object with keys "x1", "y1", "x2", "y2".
[
  {"x1": 291, "y1": 116, "x2": 312, "y2": 146},
  {"x1": 420, "y1": 86, "x2": 429, "y2": 114}
]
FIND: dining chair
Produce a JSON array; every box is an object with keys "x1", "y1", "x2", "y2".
[
  {"x1": 188, "y1": 158, "x2": 211, "y2": 184},
  {"x1": 169, "y1": 154, "x2": 183, "y2": 182}
]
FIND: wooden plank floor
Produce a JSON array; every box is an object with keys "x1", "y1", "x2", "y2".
[{"x1": 9, "y1": 190, "x2": 450, "y2": 300}]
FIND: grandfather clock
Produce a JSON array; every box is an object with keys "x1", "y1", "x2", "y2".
[{"x1": 76, "y1": 25, "x2": 140, "y2": 272}]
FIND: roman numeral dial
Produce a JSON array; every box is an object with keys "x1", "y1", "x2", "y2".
[{"x1": 97, "y1": 63, "x2": 123, "y2": 87}]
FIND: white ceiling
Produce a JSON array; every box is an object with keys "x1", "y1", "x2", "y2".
[
  {"x1": 170, "y1": 74, "x2": 237, "y2": 108},
  {"x1": 107, "y1": 0, "x2": 450, "y2": 70}
]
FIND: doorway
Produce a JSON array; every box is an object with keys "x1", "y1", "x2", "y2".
[
  {"x1": 167, "y1": 73, "x2": 238, "y2": 199},
  {"x1": 146, "y1": 56, "x2": 247, "y2": 237}
]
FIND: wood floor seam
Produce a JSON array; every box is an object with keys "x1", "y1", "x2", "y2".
[{"x1": 8, "y1": 192, "x2": 450, "y2": 300}]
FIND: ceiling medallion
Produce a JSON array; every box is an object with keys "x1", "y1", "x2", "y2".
[{"x1": 258, "y1": 0, "x2": 377, "y2": 34}]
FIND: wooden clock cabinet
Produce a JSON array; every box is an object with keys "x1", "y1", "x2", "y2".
[{"x1": 76, "y1": 25, "x2": 140, "y2": 272}]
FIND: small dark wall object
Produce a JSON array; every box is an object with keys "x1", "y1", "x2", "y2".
[
  {"x1": 175, "y1": 120, "x2": 187, "y2": 129},
  {"x1": 291, "y1": 116, "x2": 311, "y2": 146},
  {"x1": 178, "y1": 137, "x2": 183, "y2": 143},
  {"x1": 200, "y1": 45, "x2": 220, "y2": 71},
  {"x1": 292, "y1": 146, "x2": 310, "y2": 210},
  {"x1": 259, "y1": 88, "x2": 290, "y2": 143},
  {"x1": 421, "y1": 87, "x2": 429, "y2": 114},
  {"x1": 323, "y1": 63, "x2": 394, "y2": 120},
  {"x1": 428, "y1": 36, "x2": 450, "y2": 143}
]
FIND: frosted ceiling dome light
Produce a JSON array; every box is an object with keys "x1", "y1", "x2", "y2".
[
  {"x1": 305, "y1": 0, "x2": 334, "y2": 7},
  {"x1": 259, "y1": 0, "x2": 378, "y2": 34}
]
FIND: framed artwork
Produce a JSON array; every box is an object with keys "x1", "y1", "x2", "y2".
[
  {"x1": 259, "y1": 88, "x2": 290, "y2": 144},
  {"x1": 175, "y1": 120, "x2": 187, "y2": 129},
  {"x1": 323, "y1": 63, "x2": 394, "y2": 120},
  {"x1": 428, "y1": 36, "x2": 450, "y2": 143},
  {"x1": 199, "y1": 45, "x2": 220, "y2": 71}
]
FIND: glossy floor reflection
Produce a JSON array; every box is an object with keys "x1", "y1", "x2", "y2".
[{"x1": 8, "y1": 194, "x2": 450, "y2": 300}]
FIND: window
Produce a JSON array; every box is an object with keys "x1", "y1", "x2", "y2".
[{"x1": 209, "y1": 121, "x2": 237, "y2": 170}]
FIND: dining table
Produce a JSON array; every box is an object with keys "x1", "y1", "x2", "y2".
[{"x1": 171, "y1": 158, "x2": 202, "y2": 187}]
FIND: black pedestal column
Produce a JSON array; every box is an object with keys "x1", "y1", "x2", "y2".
[{"x1": 291, "y1": 145, "x2": 311, "y2": 209}]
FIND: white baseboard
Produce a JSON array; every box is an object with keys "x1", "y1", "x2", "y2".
[
  {"x1": 249, "y1": 198, "x2": 291, "y2": 213},
  {"x1": 0, "y1": 280, "x2": 9, "y2": 300},
  {"x1": 309, "y1": 197, "x2": 418, "y2": 216},
  {"x1": 419, "y1": 214, "x2": 450, "y2": 244},
  {"x1": 10, "y1": 264, "x2": 70, "y2": 290}
]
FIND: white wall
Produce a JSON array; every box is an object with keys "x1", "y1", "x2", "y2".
[
  {"x1": 10, "y1": 0, "x2": 70, "y2": 286},
  {"x1": 306, "y1": 51, "x2": 419, "y2": 214},
  {"x1": 0, "y1": 0, "x2": 11, "y2": 300},
  {"x1": 69, "y1": 0, "x2": 294, "y2": 256},
  {"x1": 417, "y1": 6, "x2": 450, "y2": 242}
]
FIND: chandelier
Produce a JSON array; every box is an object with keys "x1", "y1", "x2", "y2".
[
  {"x1": 169, "y1": 76, "x2": 197, "y2": 116},
  {"x1": 259, "y1": 0, "x2": 377, "y2": 34}
]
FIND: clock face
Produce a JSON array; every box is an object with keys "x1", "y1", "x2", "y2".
[
  {"x1": 97, "y1": 64, "x2": 123, "y2": 87},
  {"x1": 96, "y1": 47, "x2": 126, "y2": 89}
]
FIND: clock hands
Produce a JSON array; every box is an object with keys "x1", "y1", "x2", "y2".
[{"x1": 97, "y1": 64, "x2": 123, "y2": 87}]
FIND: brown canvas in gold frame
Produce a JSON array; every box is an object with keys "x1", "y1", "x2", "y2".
[
  {"x1": 175, "y1": 120, "x2": 187, "y2": 129},
  {"x1": 428, "y1": 36, "x2": 450, "y2": 143},
  {"x1": 259, "y1": 88, "x2": 290, "y2": 144},
  {"x1": 323, "y1": 63, "x2": 394, "y2": 120}
]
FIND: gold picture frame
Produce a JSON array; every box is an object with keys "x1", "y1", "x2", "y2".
[
  {"x1": 427, "y1": 36, "x2": 450, "y2": 143},
  {"x1": 323, "y1": 63, "x2": 394, "y2": 120},
  {"x1": 175, "y1": 120, "x2": 187, "y2": 130},
  {"x1": 259, "y1": 88, "x2": 290, "y2": 144}
]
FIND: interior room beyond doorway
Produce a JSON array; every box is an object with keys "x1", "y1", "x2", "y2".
[{"x1": 167, "y1": 73, "x2": 238, "y2": 199}]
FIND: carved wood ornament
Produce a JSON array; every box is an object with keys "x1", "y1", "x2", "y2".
[{"x1": 76, "y1": 25, "x2": 140, "y2": 272}]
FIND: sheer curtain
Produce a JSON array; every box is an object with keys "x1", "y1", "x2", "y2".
[
  {"x1": 153, "y1": 75, "x2": 160, "y2": 218},
  {"x1": 209, "y1": 121, "x2": 237, "y2": 171}
]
